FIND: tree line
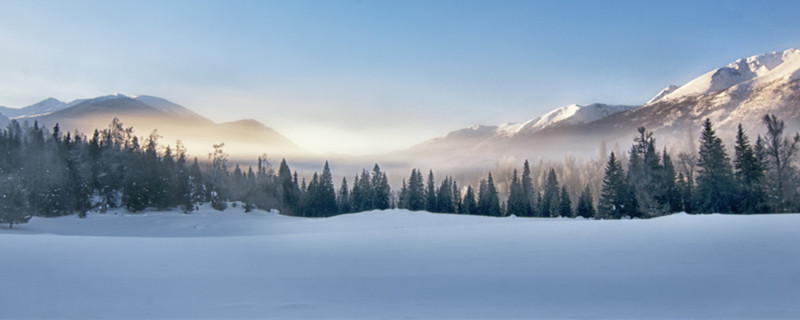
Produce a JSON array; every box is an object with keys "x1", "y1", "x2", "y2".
[{"x1": 1, "y1": 114, "x2": 798, "y2": 227}]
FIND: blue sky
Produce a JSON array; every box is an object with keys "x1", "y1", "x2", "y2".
[{"x1": 1, "y1": 0, "x2": 799, "y2": 154}]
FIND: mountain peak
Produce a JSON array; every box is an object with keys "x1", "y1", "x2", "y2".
[{"x1": 652, "y1": 48, "x2": 800, "y2": 103}]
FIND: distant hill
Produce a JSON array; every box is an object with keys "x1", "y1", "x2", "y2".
[{"x1": 8, "y1": 94, "x2": 308, "y2": 160}]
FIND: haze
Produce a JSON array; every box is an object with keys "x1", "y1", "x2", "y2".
[{"x1": 2, "y1": 0, "x2": 800, "y2": 155}]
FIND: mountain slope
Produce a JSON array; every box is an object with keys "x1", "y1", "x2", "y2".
[
  {"x1": 402, "y1": 48, "x2": 800, "y2": 166},
  {"x1": 0, "y1": 97, "x2": 68, "y2": 118},
  {"x1": 26, "y1": 94, "x2": 307, "y2": 160}
]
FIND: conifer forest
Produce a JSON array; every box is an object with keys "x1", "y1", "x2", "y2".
[{"x1": 1, "y1": 114, "x2": 799, "y2": 227}]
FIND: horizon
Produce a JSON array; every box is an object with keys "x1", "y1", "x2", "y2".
[{"x1": 2, "y1": 0, "x2": 800, "y2": 154}]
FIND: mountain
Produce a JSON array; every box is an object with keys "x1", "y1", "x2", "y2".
[
  {"x1": 583, "y1": 48, "x2": 800, "y2": 147},
  {"x1": 132, "y1": 95, "x2": 212, "y2": 123},
  {"x1": 402, "y1": 103, "x2": 637, "y2": 166},
  {"x1": 0, "y1": 97, "x2": 68, "y2": 118},
  {"x1": 403, "y1": 48, "x2": 800, "y2": 167},
  {"x1": 0, "y1": 111, "x2": 9, "y2": 128},
  {"x1": 21, "y1": 94, "x2": 307, "y2": 160}
]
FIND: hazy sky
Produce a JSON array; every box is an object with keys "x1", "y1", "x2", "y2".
[{"x1": 1, "y1": 0, "x2": 800, "y2": 155}]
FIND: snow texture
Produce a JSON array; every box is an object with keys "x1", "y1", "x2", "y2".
[
  {"x1": 652, "y1": 48, "x2": 800, "y2": 103},
  {"x1": 1, "y1": 206, "x2": 798, "y2": 319},
  {"x1": 496, "y1": 103, "x2": 636, "y2": 137}
]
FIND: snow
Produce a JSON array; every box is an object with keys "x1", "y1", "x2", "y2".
[
  {"x1": 1, "y1": 97, "x2": 68, "y2": 119},
  {"x1": 657, "y1": 48, "x2": 800, "y2": 102},
  {"x1": 497, "y1": 103, "x2": 636, "y2": 136},
  {"x1": 1, "y1": 207, "x2": 798, "y2": 319},
  {"x1": 647, "y1": 85, "x2": 679, "y2": 104}
]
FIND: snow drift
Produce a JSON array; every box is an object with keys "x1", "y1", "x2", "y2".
[{"x1": 1, "y1": 206, "x2": 798, "y2": 319}]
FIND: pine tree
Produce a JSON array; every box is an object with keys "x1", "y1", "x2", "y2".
[
  {"x1": 338, "y1": 177, "x2": 352, "y2": 214},
  {"x1": 540, "y1": 168, "x2": 560, "y2": 217},
  {"x1": 462, "y1": 185, "x2": 477, "y2": 214},
  {"x1": 733, "y1": 124, "x2": 767, "y2": 213},
  {"x1": 372, "y1": 165, "x2": 391, "y2": 210},
  {"x1": 521, "y1": 160, "x2": 534, "y2": 216},
  {"x1": 316, "y1": 161, "x2": 338, "y2": 216},
  {"x1": 477, "y1": 172, "x2": 502, "y2": 216},
  {"x1": 558, "y1": 186, "x2": 573, "y2": 218},
  {"x1": 661, "y1": 149, "x2": 682, "y2": 213},
  {"x1": 576, "y1": 185, "x2": 596, "y2": 219},
  {"x1": 278, "y1": 159, "x2": 300, "y2": 215},
  {"x1": 425, "y1": 170, "x2": 437, "y2": 212},
  {"x1": 0, "y1": 174, "x2": 32, "y2": 228},
  {"x1": 436, "y1": 177, "x2": 455, "y2": 213},
  {"x1": 506, "y1": 169, "x2": 528, "y2": 217},
  {"x1": 598, "y1": 152, "x2": 634, "y2": 219},
  {"x1": 695, "y1": 119, "x2": 735, "y2": 213},
  {"x1": 406, "y1": 169, "x2": 425, "y2": 211},
  {"x1": 627, "y1": 127, "x2": 663, "y2": 217}
]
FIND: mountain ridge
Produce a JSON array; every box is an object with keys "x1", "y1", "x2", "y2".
[{"x1": 400, "y1": 48, "x2": 800, "y2": 167}]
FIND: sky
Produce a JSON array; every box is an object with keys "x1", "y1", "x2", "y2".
[{"x1": 1, "y1": 0, "x2": 800, "y2": 155}]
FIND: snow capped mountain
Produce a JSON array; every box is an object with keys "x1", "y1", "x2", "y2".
[
  {"x1": 651, "y1": 49, "x2": 800, "y2": 103},
  {"x1": 497, "y1": 103, "x2": 637, "y2": 137},
  {"x1": 647, "y1": 85, "x2": 679, "y2": 104},
  {"x1": 0, "y1": 97, "x2": 68, "y2": 118},
  {"x1": 402, "y1": 48, "x2": 800, "y2": 166}
]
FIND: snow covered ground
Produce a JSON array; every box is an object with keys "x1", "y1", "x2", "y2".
[{"x1": 1, "y1": 205, "x2": 799, "y2": 319}]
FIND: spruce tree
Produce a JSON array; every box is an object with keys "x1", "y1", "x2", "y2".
[
  {"x1": 276, "y1": 158, "x2": 300, "y2": 215},
  {"x1": 462, "y1": 185, "x2": 477, "y2": 214},
  {"x1": 576, "y1": 185, "x2": 596, "y2": 219},
  {"x1": 436, "y1": 177, "x2": 455, "y2": 213},
  {"x1": 477, "y1": 173, "x2": 502, "y2": 216},
  {"x1": 338, "y1": 177, "x2": 352, "y2": 214},
  {"x1": 521, "y1": 160, "x2": 534, "y2": 216},
  {"x1": 407, "y1": 169, "x2": 425, "y2": 211},
  {"x1": 506, "y1": 169, "x2": 528, "y2": 217},
  {"x1": 540, "y1": 168, "x2": 560, "y2": 217},
  {"x1": 0, "y1": 174, "x2": 31, "y2": 228},
  {"x1": 598, "y1": 152, "x2": 634, "y2": 219},
  {"x1": 733, "y1": 124, "x2": 767, "y2": 213},
  {"x1": 695, "y1": 119, "x2": 735, "y2": 213},
  {"x1": 425, "y1": 170, "x2": 437, "y2": 212},
  {"x1": 372, "y1": 165, "x2": 391, "y2": 210},
  {"x1": 558, "y1": 186, "x2": 573, "y2": 218}
]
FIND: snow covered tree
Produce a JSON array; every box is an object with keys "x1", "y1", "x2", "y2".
[{"x1": 0, "y1": 175, "x2": 31, "y2": 228}]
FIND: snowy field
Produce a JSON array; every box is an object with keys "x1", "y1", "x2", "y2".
[{"x1": 1, "y1": 206, "x2": 799, "y2": 319}]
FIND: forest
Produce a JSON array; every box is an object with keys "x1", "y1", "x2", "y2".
[{"x1": 1, "y1": 114, "x2": 798, "y2": 227}]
